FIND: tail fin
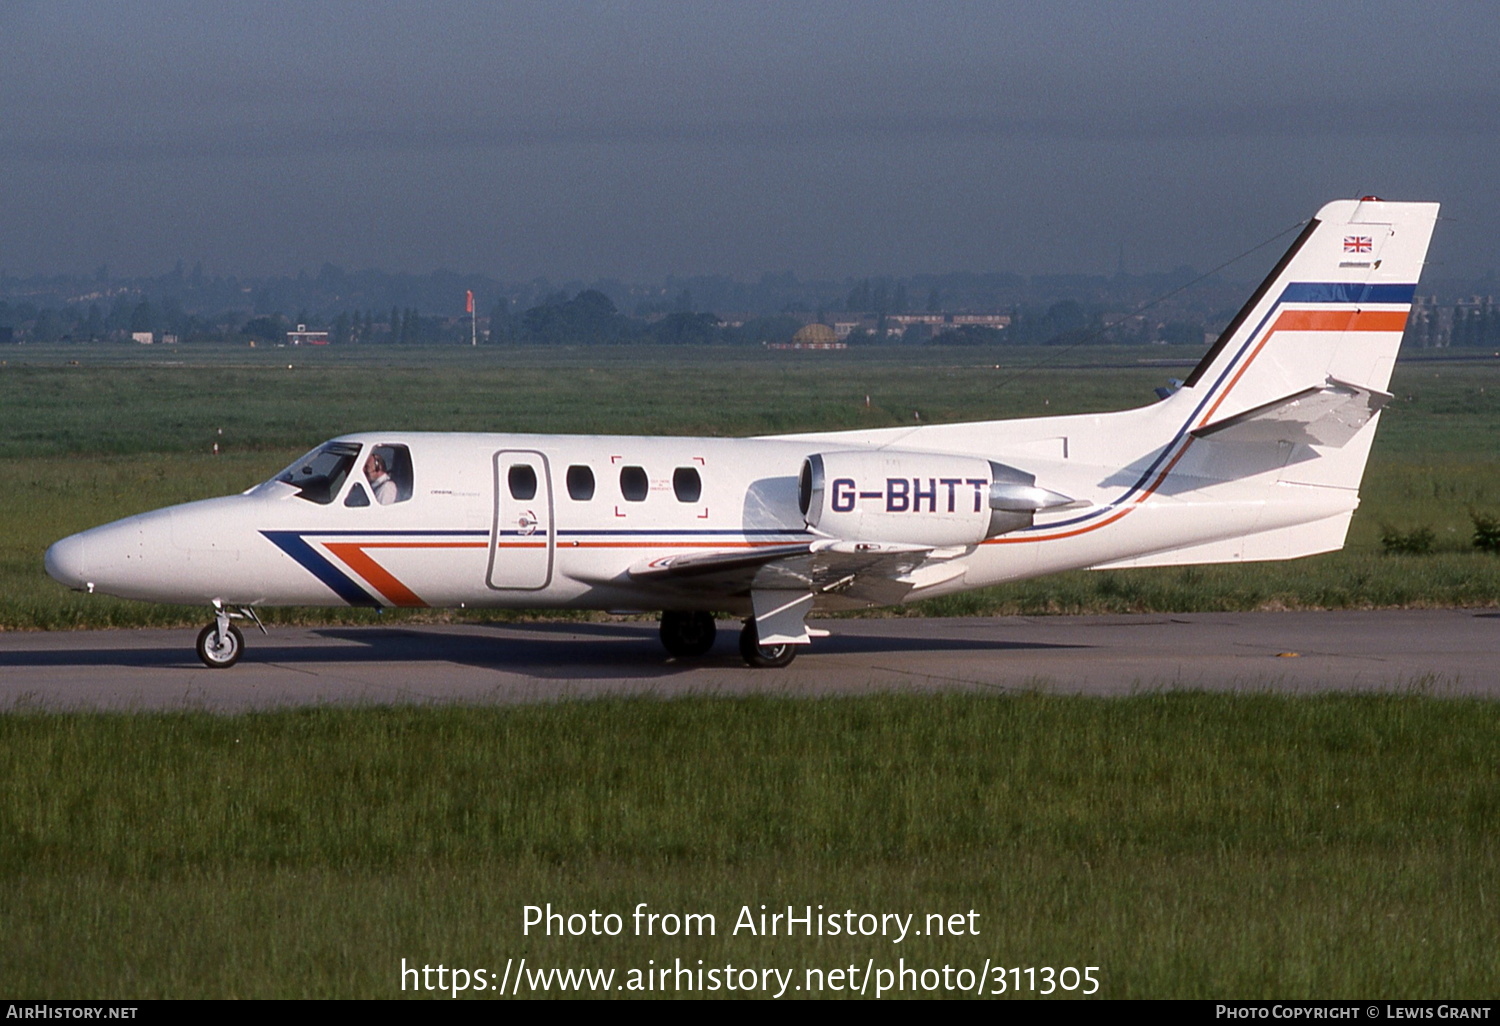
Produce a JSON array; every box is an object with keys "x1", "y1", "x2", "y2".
[
  {"x1": 1181, "y1": 197, "x2": 1439, "y2": 424},
  {"x1": 1096, "y1": 198, "x2": 1439, "y2": 569}
]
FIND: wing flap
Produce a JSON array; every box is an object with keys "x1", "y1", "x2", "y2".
[{"x1": 628, "y1": 539, "x2": 933, "y2": 604}]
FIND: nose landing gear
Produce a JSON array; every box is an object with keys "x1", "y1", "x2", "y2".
[
  {"x1": 196, "y1": 622, "x2": 244, "y2": 668},
  {"x1": 195, "y1": 601, "x2": 266, "y2": 669}
]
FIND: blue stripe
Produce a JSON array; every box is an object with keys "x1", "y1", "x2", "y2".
[
  {"x1": 1279, "y1": 282, "x2": 1416, "y2": 305},
  {"x1": 277, "y1": 527, "x2": 805, "y2": 539},
  {"x1": 261, "y1": 531, "x2": 381, "y2": 607},
  {"x1": 557, "y1": 528, "x2": 809, "y2": 538},
  {"x1": 273, "y1": 529, "x2": 489, "y2": 537}
]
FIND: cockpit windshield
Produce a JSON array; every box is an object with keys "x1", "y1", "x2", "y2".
[{"x1": 266, "y1": 441, "x2": 362, "y2": 504}]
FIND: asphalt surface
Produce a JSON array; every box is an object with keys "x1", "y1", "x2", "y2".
[{"x1": 1, "y1": 610, "x2": 1497, "y2": 711}]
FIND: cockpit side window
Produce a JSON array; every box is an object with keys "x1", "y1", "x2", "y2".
[
  {"x1": 363, "y1": 443, "x2": 414, "y2": 505},
  {"x1": 273, "y1": 442, "x2": 362, "y2": 505}
]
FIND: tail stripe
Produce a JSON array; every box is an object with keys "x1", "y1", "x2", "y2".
[
  {"x1": 983, "y1": 283, "x2": 1413, "y2": 545},
  {"x1": 1181, "y1": 218, "x2": 1322, "y2": 389}
]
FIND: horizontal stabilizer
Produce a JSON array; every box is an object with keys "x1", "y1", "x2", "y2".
[{"x1": 1190, "y1": 378, "x2": 1390, "y2": 448}]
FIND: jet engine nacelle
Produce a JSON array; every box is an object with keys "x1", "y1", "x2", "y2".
[{"x1": 798, "y1": 450, "x2": 1076, "y2": 547}]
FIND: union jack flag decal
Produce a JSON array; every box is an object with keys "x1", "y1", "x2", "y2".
[{"x1": 1344, "y1": 236, "x2": 1373, "y2": 253}]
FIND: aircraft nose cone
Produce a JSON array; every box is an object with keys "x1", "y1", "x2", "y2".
[{"x1": 45, "y1": 534, "x2": 90, "y2": 591}]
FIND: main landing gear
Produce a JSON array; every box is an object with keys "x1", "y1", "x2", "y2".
[
  {"x1": 196, "y1": 601, "x2": 266, "y2": 669},
  {"x1": 659, "y1": 610, "x2": 717, "y2": 658},
  {"x1": 658, "y1": 611, "x2": 798, "y2": 667},
  {"x1": 738, "y1": 619, "x2": 797, "y2": 669}
]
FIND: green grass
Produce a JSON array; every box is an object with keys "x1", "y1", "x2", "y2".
[
  {"x1": 1, "y1": 694, "x2": 1496, "y2": 997},
  {"x1": 4, "y1": 344, "x2": 1500, "y2": 628}
]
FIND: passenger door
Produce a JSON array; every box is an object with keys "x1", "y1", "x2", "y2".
[{"x1": 487, "y1": 450, "x2": 554, "y2": 590}]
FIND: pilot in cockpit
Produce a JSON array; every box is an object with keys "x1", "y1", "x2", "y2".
[{"x1": 364, "y1": 451, "x2": 398, "y2": 505}]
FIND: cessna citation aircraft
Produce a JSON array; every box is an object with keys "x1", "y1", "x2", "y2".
[{"x1": 46, "y1": 198, "x2": 1438, "y2": 669}]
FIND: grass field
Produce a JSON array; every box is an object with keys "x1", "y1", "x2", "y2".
[
  {"x1": 4, "y1": 343, "x2": 1500, "y2": 628},
  {"x1": 4, "y1": 345, "x2": 1498, "y2": 1000},
  {"x1": 2, "y1": 694, "x2": 1496, "y2": 998}
]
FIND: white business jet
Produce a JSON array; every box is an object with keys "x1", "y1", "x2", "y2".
[{"x1": 46, "y1": 198, "x2": 1438, "y2": 668}]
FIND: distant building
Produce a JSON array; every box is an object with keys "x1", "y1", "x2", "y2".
[
  {"x1": 131, "y1": 332, "x2": 153, "y2": 344},
  {"x1": 769, "y1": 323, "x2": 847, "y2": 349},
  {"x1": 837, "y1": 312, "x2": 1013, "y2": 339},
  {"x1": 287, "y1": 324, "x2": 329, "y2": 345},
  {"x1": 946, "y1": 314, "x2": 1012, "y2": 330}
]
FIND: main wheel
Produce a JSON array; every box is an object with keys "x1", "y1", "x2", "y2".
[
  {"x1": 196, "y1": 622, "x2": 244, "y2": 669},
  {"x1": 738, "y1": 620, "x2": 797, "y2": 668},
  {"x1": 660, "y1": 610, "x2": 717, "y2": 657}
]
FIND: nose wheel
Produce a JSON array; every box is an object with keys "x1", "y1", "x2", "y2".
[
  {"x1": 195, "y1": 602, "x2": 265, "y2": 668},
  {"x1": 196, "y1": 622, "x2": 244, "y2": 668},
  {"x1": 739, "y1": 620, "x2": 797, "y2": 668}
]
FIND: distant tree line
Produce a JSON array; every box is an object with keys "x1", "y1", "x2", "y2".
[{"x1": 2, "y1": 263, "x2": 1496, "y2": 348}]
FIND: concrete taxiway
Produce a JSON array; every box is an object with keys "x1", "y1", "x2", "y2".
[{"x1": 0, "y1": 609, "x2": 1496, "y2": 711}]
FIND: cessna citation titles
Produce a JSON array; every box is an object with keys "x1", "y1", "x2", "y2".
[{"x1": 46, "y1": 198, "x2": 1439, "y2": 669}]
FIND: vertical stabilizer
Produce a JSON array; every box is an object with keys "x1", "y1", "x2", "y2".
[
  {"x1": 1088, "y1": 198, "x2": 1442, "y2": 567},
  {"x1": 1181, "y1": 198, "x2": 1439, "y2": 422}
]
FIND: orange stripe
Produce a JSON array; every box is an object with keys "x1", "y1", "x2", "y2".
[
  {"x1": 355, "y1": 542, "x2": 488, "y2": 549},
  {"x1": 568, "y1": 540, "x2": 792, "y2": 549},
  {"x1": 1275, "y1": 309, "x2": 1408, "y2": 332},
  {"x1": 325, "y1": 542, "x2": 428, "y2": 608},
  {"x1": 988, "y1": 505, "x2": 1134, "y2": 543},
  {"x1": 1197, "y1": 309, "x2": 1408, "y2": 428},
  {"x1": 1197, "y1": 325, "x2": 1281, "y2": 427}
]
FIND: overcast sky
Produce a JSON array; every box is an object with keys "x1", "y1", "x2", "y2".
[{"x1": 3, "y1": 0, "x2": 1497, "y2": 281}]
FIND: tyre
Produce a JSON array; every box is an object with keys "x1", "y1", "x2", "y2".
[
  {"x1": 660, "y1": 610, "x2": 717, "y2": 658},
  {"x1": 738, "y1": 620, "x2": 797, "y2": 668},
  {"x1": 196, "y1": 622, "x2": 244, "y2": 669}
]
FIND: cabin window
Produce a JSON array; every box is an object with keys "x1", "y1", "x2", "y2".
[
  {"x1": 271, "y1": 441, "x2": 361, "y2": 505},
  {"x1": 567, "y1": 465, "x2": 595, "y2": 500},
  {"x1": 508, "y1": 464, "x2": 538, "y2": 501},
  {"x1": 364, "y1": 443, "x2": 414, "y2": 505},
  {"x1": 620, "y1": 465, "x2": 648, "y2": 502},
  {"x1": 673, "y1": 467, "x2": 702, "y2": 503},
  {"x1": 344, "y1": 483, "x2": 370, "y2": 507}
]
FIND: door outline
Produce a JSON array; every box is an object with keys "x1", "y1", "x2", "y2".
[{"x1": 487, "y1": 449, "x2": 555, "y2": 590}]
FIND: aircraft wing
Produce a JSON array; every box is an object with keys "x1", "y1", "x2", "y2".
[{"x1": 629, "y1": 539, "x2": 935, "y2": 606}]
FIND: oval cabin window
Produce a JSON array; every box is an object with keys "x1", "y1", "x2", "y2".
[
  {"x1": 508, "y1": 464, "x2": 538, "y2": 500},
  {"x1": 620, "y1": 466, "x2": 648, "y2": 502},
  {"x1": 567, "y1": 465, "x2": 595, "y2": 501},
  {"x1": 673, "y1": 467, "x2": 702, "y2": 503}
]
